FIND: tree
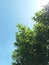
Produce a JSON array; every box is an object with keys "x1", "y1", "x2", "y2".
[{"x1": 12, "y1": 4, "x2": 49, "y2": 65}]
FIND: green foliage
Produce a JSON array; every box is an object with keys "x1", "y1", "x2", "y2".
[{"x1": 12, "y1": 4, "x2": 49, "y2": 65}]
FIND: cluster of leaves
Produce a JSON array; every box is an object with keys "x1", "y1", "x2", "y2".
[{"x1": 12, "y1": 4, "x2": 49, "y2": 65}]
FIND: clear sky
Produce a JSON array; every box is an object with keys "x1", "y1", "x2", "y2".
[{"x1": 0, "y1": 0, "x2": 45, "y2": 65}]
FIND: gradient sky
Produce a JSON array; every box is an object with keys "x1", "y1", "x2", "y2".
[{"x1": 0, "y1": 0, "x2": 42, "y2": 65}]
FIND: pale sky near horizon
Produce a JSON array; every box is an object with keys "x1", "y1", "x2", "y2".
[{"x1": 0, "y1": 0, "x2": 47, "y2": 65}]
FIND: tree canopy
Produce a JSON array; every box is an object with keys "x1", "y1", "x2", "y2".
[{"x1": 12, "y1": 4, "x2": 49, "y2": 65}]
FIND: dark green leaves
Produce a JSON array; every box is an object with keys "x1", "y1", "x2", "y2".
[{"x1": 12, "y1": 3, "x2": 49, "y2": 65}]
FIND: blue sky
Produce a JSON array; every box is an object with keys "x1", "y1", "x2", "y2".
[{"x1": 0, "y1": 0, "x2": 42, "y2": 65}]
